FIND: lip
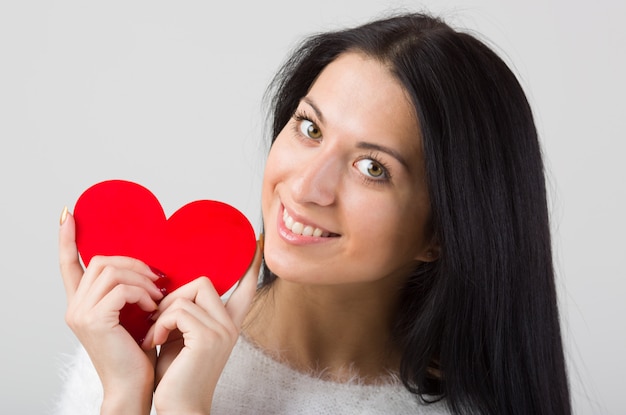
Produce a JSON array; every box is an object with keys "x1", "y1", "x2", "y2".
[{"x1": 277, "y1": 204, "x2": 339, "y2": 245}]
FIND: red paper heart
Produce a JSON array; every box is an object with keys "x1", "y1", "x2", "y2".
[{"x1": 73, "y1": 180, "x2": 257, "y2": 343}]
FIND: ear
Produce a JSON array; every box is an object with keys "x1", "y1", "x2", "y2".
[{"x1": 414, "y1": 237, "x2": 440, "y2": 263}]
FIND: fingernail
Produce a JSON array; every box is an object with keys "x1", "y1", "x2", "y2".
[
  {"x1": 59, "y1": 206, "x2": 68, "y2": 226},
  {"x1": 149, "y1": 266, "x2": 166, "y2": 279},
  {"x1": 149, "y1": 282, "x2": 166, "y2": 300},
  {"x1": 155, "y1": 274, "x2": 169, "y2": 296}
]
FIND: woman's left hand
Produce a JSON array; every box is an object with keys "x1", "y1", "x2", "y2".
[{"x1": 144, "y1": 240, "x2": 262, "y2": 414}]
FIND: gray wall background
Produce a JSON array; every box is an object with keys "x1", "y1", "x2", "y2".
[{"x1": 1, "y1": 0, "x2": 624, "y2": 413}]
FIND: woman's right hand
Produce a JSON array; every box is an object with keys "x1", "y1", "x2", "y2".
[{"x1": 59, "y1": 208, "x2": 164, "y2": 415}]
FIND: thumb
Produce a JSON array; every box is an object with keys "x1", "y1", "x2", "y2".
[
  {"x1": 58, "y1": 207, "x2": 84, "y2": 302},
  {"x1": 225, "y1": 235, "x2": 263, "y2": 328}
]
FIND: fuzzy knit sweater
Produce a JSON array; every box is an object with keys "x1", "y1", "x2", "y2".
[{"x1": 54, "y1": 335, "x2": 449, "y2": 414}]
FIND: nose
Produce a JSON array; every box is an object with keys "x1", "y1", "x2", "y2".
[{"x1": 291, "y1": 150, "x2": 341, "y2": 206}]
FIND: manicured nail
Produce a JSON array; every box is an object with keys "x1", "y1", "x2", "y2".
[
  {"x1": 59, "y1": 206, "x2": 68, "y2": 225},
  {"x1": 153, "y1": 272, "x2": 169, "y2": 298},
  {"x1": 149, "y1": 266, "x2": 166, "y2": 278}
]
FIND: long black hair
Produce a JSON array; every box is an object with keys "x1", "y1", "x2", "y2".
[{"x1": 260, "y1": 13, "x2": 570, "y2": 415}]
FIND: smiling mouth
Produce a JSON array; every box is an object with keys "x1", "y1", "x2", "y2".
[{"x1": 282, "y1": 209, "x2": 339, "y2": 238}]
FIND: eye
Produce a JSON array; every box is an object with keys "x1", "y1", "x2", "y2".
[
  {"x1": 354, "y1": 159, "x2": 387, "y2": 179},
  {"x1": 299, "y1": 119, "x2": 322, "y2": 139}
]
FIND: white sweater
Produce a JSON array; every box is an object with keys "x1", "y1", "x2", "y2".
[{"x1": 54, "y1": 336, "x2": 449, "y2": 414}]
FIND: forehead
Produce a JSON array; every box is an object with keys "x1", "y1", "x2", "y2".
[{"x1": 304, "y1": 51, "x2": 424, "y2": 171}]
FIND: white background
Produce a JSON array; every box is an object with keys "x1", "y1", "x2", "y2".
[{"x1": 1, "y1": 0, "x2": 624, "y2": 413}]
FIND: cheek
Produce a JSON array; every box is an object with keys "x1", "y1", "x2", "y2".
[
  {"x1": 261, "y1": 144, "x2": 283, "y2": 197},
  {"x1": 261, "y1": 139, "x2": 289, "y2": 226},
  {"x1": 364, "y1": 205, "x2": 413, "y2": 245},
  {"x1": 352, "y1": 195, "x2": 430, "y2": 257},
  {"x1": 260, "y1": 164, "x2": 276, "y2": 227},
  {"x1": 261, "y1": 132, "x2": 300, "y2": 200}
]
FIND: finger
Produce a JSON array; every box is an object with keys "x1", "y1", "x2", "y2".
[
  {"x1": 82, "y1": 266, "x2": 164, "y2": 311},
  {"x1": 98, "y1": 284, "x2": 160, "y2": 315},
  {"x1": 69, "y1": 284, "x2": 158, "y2": 333},
  {"x1": 143, "y1": 306, "x2": 190, "y2": 347},
  {"x1": 150, "y1": 304, "x2": 233, "y2": 347},
  {"x1": 75, "y1": 255, "x2": 160, "y2": 301},
  {"x1": 151, "y1": 309, "x2": 195, "y2": 347},
  {"x1": 59, "y1": 208, "x2": 84, "y2": 301},
  {"x1": 225, "y1": 236, "x2": 262, "y2": 328},
  {"x1": 154, "y1": 277, "x2": 231, "y2": 327},
  {"x1": 81, "y1": 255, "x2": 160, "y2": 286}
]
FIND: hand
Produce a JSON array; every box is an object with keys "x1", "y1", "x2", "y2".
[
  {"x1": 145, "y1": 238, "x2": 262, "y2": 415},
  {"x1": 59, "y1": 208, "x2": 164, "y2": 414}
]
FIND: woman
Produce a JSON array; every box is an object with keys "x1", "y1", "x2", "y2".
[{"x1": 57, "y1": 13, "x2": 571, "y2": 415}]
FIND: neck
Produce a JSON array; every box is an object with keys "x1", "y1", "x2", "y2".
[{"x1": 243, "y1": 276, "x2": 404, "y2": 383}]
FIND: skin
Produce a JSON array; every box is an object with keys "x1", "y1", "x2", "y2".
[
  {"x1": 58, "y1": 51, "x2": 437, "y2": 413},
  {"x1": 59, "y1": 213, "x2": 262, "y2": 415},
  {"x1": 245, "y1": 51, "x2": 438, "y2": 381}
]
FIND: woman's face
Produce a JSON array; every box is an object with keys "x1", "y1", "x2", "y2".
[{"x1": 262, "y1": 52, "x2": 436, "y2": 287}]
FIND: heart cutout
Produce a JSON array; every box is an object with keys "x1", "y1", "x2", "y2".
[{"x1": 73, "y1": 180, "x2": 257, "y2": 343}]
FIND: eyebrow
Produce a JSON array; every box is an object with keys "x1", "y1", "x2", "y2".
[
  {"x1": 301, "y1": 97, "x2": 325, "y2": 124},
  {"x1": 301, "y1": 96, "x2": 409, "y2": 169},
  {"x1": 356, "y1": 142, "x2": 409, "y2": 169}
]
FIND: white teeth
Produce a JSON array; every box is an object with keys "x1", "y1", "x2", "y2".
[
  {"x1": 292, "y1": 221, "x2": 304, "y2": 234},
  {"x1": 282, "y1": 209, "x2": 330, "y2": 237}
]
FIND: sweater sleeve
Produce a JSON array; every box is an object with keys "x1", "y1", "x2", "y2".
[
  {"x1": 53, "y1": 344, "x2": 103, "y2": 415},
  {"x1": 53, "y1": 345, "x2": 158, "y2": 415}
]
